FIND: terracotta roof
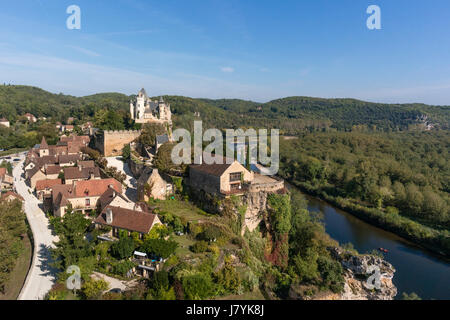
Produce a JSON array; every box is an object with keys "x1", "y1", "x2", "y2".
[
  {"x1": 95, "y1": 205, "x2": 158, "y2": 234},
  {"x1": 67, "y1": 141, "x2": 84, "y2": 154},
  {"x1": 63, "y1": 166, "x2": 100, "y2": 180},
  {"x1": 52, "y1": 178, "x2": 122, "y2": 208},
  {"x1": 60, "y1": 135, "x2": 89, "y2": 144},
  {"x1": 97, "y1": 187, "x2": 130, "y2": 211},
  {"x1": 58, "y1": 154, "x2": 81, "y2": 164},
  {"x1": 73, "y1": 178, "x2": 121, "y2": 197},
  {"x1": 189, "y1": 152, "x2": 240, "y2": 177},
  {"x1": 78, "y1": 160, "x2": 95, "y2": 168},
  {"x1": 45, "y1": 165, "x2": 62, "y2": 175},
  {"x1": 36, "y1": 179, "x2": 62, "y2": 191},
  {"x1": 49, "y1": 145, "x2": 68, "y2": 156},
  {"x1": 52, "y1": 184, "x2": 73, "y2": 207},
  {"x1": 34, "y1": 155, "x2": 58, "y2": 167},
  {"x1": 1, "y1": 191, "x2": 24, "y2": 201}
]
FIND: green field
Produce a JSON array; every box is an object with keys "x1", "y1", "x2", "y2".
[{"x1": 151, "y1": 199, "x2": 212, "y2": 222}]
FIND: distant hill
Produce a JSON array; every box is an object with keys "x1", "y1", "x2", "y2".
[{"x1": 0, "y1": 85, "x2": 448, "y2": 132}]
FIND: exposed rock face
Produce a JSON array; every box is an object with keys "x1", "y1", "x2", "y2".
[
  {"x1": 243, "y1": 191, "x2": 269, "y2": 233},
  {"x1": 332, "y1": 248, "x2": 397, "y2": 300},
  {"x1": 289, "y1": 249, "x2": 397, "y2": 301}
]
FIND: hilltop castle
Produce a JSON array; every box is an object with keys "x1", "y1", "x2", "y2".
[{"x1": 130, "y1": 88, "x2": 172, "y2": 125}]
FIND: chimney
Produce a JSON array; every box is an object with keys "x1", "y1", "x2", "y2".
[{"x1": 106, "y1": 208, "x2": 113, "y2": 224}]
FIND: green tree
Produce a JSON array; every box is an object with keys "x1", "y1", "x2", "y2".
[
  {"x1": 81, "y1": 278, "x2": 109, "y2": 300},
  {"x1": 51, "y1": 210, "x2": 92, "y2": 271},
  {"x1": 111, "y1": 234, "x2": 135, "y2": 260}
]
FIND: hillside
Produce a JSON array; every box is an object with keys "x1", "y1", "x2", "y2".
[{"x1": 0, "y1": 85, "x2": 449, "y2": 132}]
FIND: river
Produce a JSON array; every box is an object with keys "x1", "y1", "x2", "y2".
[{"x1": 302, "y1": 193, "x2": 450, "y2": 300}]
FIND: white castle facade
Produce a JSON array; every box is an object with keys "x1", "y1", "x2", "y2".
[{"x1": 130, "y1": 88, "x2": 172, "y2": 125}]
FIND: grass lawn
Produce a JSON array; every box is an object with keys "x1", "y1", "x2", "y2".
[
  {"x1": 171, "y1": 234, "x2": 196, "y2": 257},
  {"x1": 151, "y1": 199, "x2": 212, "y2": 222},
  {"x1": 0, "y1": 234, "x2": 32, "y2": 300}
]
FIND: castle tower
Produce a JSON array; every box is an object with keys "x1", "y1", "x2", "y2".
[{"x1": 129, "y1": 100, "x2": 135, "y2": 120}]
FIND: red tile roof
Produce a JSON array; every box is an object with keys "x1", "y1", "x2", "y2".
[
  {"x1": 1, "y1": 191, "x2": 24, "y2": 202},
  {"x1": 95, "y1": 205, "x2": 158, "y2": 234},
  {"x1": 45, "y1": 165, "x2": 62, "y2": 175},
  {"x1": 36, "y1": 179, "x2": 62, "y2": 191},
  {"x1": 73, "y1": 178, "x2": 122, "y2": 197}
]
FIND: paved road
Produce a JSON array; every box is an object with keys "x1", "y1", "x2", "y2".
[
  {"x1": 14, "y1": 154, "x2": 58, "y2": 300},
  {"x1": 105, "y1": 157, "x2": 137, "y2": 201}
]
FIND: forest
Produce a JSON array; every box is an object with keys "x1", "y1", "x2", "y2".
[{"x1": 278, "y1": 131, "x2": 450, "y2": 255}]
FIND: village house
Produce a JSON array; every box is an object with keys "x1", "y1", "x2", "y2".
[
  {"x1": 36, "y1": 179, "x2": 62, "y2": 201},
  {"x1": 0, "y1": 118, "x2": 10, "y2": 128},
  {"x1": 26, "y1": 164, "x2": 62, "y2": 188},
  {"x1": 63, "y1": 166, "x2": 100, "y2": 185},
  {"x1": 58, "y1": 154, "x2": 82, "y2": 167},
  {"x1": 1, "y1": 191, "x2": 25, "y2": 209},
  {"x1": 24, "y1": 113, "x2": 37, "y2": 123},
  {"x1": 189, "y1": 157, "x2": 254, "y2": 196},
  {"x1": 64, "y1": 125, "x2": 74, "y2": 132},
  {"x1": 94, "y1": 205, "x2": 161, "y2": 239},
  {"x1": 97, "y1": 187, "x2": 136, "y2": 212},
  {"x1": 51, "y1": 178, "x2": 122, "y2": 217},
  {"x1": 137, "y1": 168, "x2": 173, "y2": 202},
  {"x1": 0, "y1": 167, "x2": 14, "y2": 190}
]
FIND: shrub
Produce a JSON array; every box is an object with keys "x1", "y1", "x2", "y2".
[{"x1": 191, "y1": 241, "x2": 209, "y2": 253}]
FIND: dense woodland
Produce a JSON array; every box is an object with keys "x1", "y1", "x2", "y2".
[{"x1": 279, "y1": 131, "x2": 450, "y2": 255}]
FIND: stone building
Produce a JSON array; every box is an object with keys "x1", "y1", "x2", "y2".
[
  {"x1": 94, "y1": 205, "x2": 161, "y2": 239},
  {"x1": 189, "y1": 157, "x2": 254, "y2": 196},
  {"x1": 130, "y1": 88, "x2": 172, "y2": 125},
  {"x1": 137, "y1": 168, "x2": 173, "y2": 201}
]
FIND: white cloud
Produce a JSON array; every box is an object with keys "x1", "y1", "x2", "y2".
[
  {"x1": 220, "y1": 66, "x2": 234, "y2": 73},
  {"x1": 66, "y1": 45, "x2": 101, "y2": 57}
]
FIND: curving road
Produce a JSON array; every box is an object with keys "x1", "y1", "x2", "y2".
[{"x1": 13, "y1": 153, "x2": 58, "y2": 300}]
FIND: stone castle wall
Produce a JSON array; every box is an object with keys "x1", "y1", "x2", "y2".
[{"x1": 102, "y1": 130, "x2": 141, "y2": 157}]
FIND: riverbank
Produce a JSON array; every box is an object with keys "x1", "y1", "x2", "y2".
[{"x1": 285, "y1": 180, "x2": 450, "y2": 259}]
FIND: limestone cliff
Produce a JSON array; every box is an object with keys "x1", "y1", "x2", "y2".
[
  {"x1": 336, "y1": 249, "x2": 397, "y2": 300},
  {"x1": 243, "y1": 190, "x2": 270, "y2": 233},
  {"x1": 289, "y1": 248, "x2": 397, "y2": 300}
]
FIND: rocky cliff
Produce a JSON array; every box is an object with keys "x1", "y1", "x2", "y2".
[
  {"x1": 329, "y1": 248, "x2": 397, "y2": 300},
  {"x1": 289, "y1": 248, "x2": 397, "y2": 300}
]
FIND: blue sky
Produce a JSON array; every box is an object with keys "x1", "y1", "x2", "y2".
[{"x1": 0, "y1": 0, "x2": 450, "y2": 104}]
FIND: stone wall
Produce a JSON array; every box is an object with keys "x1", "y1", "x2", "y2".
[
  {"x1": 100, "y1": 130, "x2": 141, "y2": 157},
  {"x1": 189, "y1": 168, "x2": 221, "y2": 195}
]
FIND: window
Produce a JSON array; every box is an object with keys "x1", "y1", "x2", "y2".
[
  {"x1": 230, "y1": 183, "x2": 241, "y2": 191},
  {"x1": 85, "y1": 198, "x2": 90, "y2": 207},
  {"x1": 229, "y1": 172, "x2": 242, "y2": 182}
]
